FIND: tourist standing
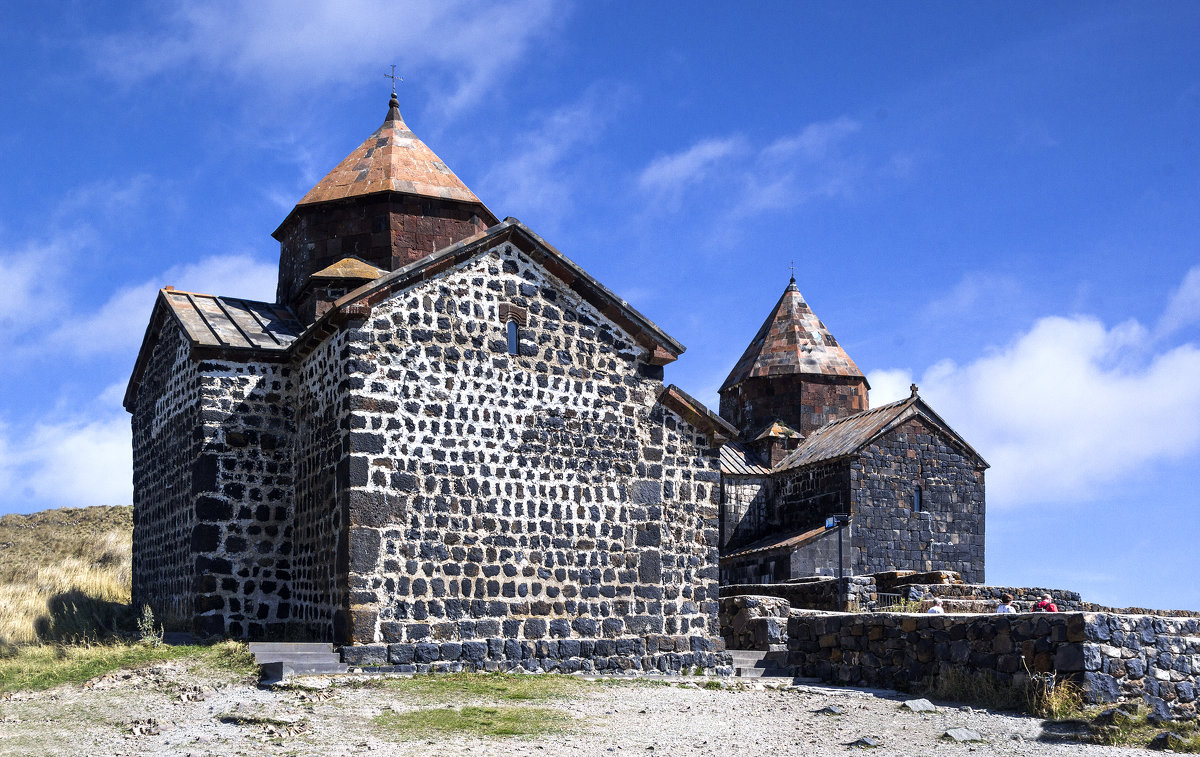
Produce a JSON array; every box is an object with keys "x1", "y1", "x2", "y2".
[
  {"x1": 996, "y1": 593, "x2": 1016, "y2": 613},
  {"x1": 1033, "y1": 594, "x2": 1058, "y2": 612}
]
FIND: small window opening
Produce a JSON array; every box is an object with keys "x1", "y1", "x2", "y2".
[
  {"x1": 912, "y1": 486, "x2": 922, "y2": 513},
  {"x1": 506, "y1": 320, "x2": 519, "y2": 355}
]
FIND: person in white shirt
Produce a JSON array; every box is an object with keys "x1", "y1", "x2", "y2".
[
  {"x1": 927, "y1": 598, "x2": 945, "y2": 614},
  {"x1": 996, "y1": 593, "x2": 1016, "y2": 613}
]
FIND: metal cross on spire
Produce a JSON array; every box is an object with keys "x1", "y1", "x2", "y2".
[
  {"x1": 788, "y1": 259, "x2": 796, "y2": 282},
  {"x1": 385, "y1": 64, "x2": 403, "y2": 95}
]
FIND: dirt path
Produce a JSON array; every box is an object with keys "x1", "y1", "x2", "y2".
[{"x1": 0, "y1": 664, "x2": 1160, "y2": 756}]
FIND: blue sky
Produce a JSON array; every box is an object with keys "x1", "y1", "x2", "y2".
[{"x1": 1, "y1": 1, "x2": 1197, "y2": 610}]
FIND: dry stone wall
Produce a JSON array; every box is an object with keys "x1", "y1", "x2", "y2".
[{"x1": 785, "y1": 610, "x2": 1200, "y2": 720}]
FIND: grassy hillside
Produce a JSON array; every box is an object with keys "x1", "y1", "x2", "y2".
[{"x1": 0, "y1": 505, "x2": 133, "y2": 646}]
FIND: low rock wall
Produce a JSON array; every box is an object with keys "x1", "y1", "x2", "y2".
[
  {"x1": 341, "y1": 633, "x2": 731, "y2": 675},
  {"x1": 719, "y1": 595, "x2": 790, "y2": 650},
  {"x1": 899, "y1": 584, "x2": 1083, "y2": 612},
  {"x1": 785, "y1": 611, "x2": 1200, "y2": 719},
  {"x1": 723, "y1": 577, "x2": 876, "y2": 612}
]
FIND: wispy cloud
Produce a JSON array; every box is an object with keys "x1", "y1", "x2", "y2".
[
  {"x1": 1155, "y1": 265, "x2": 1200, "y2": 340},
  {"x1": 638, "y1": 137, "x2": 746, "y2": 208},
  {"x1": 635, "y1": 116, "x2": 869, "y2": 220},
  {"x1": 88, "y1": 0, "x2": 563, "y2": 119},
  {"x1": 50, "y1": 253, "x2": 278, "y2": 359},
  {"x1": 868, "y1": 268, "x2": 1200, "y2": 508},
  {"x1": 480, "y1": 87, "x2": 622, "y2": 228}
]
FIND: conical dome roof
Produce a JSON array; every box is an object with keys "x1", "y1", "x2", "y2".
[
  {"x1": 297, "y1": 94, "x2": 486, "y2": 207},
  {"x1": 721, "y1": 278, "x2": 865, "y2": 391}
]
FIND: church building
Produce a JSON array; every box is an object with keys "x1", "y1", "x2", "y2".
[{"x1": 125, "y1": 92, "x2": 986, "y2": 667}]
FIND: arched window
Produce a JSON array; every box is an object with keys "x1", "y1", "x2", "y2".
[
  {"x1": 912, "y1": 486, "x2": 922, "y2": 513},
  {"x1": 506, "y1": 319, "x2": 519, "y2": 355}
]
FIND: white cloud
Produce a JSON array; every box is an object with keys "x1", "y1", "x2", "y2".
[
  {"x1": 52, "y1": 253, "x2": 279, "y2": 358},
  {"x1": 90, "y1": 0, "x2": 562, "y2": 119},
  {"x1": 760, "y1": 117, "x2": 861, "y2": 162},
  {"x1": 1156, "y1": 265, "x2": 1200, "y2": 339},
  {"x1": 868, "y1": 294, "x2": 1200, "y2": 508},
  {"x1": 0, "y1": 414, "x2": 132, "y2": 512},
  {"x1": 638, "y1": 137, "x2": 746, "y2": 206},
  {"x1": 0, "y1": 233, "x2": 80, "y2": 344}
]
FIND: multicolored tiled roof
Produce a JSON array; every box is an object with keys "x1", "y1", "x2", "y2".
[
  {"x1": 297, "y1": 94, "x2": 485, "y2": 207},
  {"x1": 721, "y1": 278, "x2": 865, "y2": 390}
]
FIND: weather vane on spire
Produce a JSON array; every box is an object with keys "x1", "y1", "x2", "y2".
[{"x1": 385, "y1": 64, "x2": 403, "y2": 96}]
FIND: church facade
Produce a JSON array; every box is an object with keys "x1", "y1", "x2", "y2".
[{"x1": 126, "y1": 94, "x2": 985, "y2": 664}]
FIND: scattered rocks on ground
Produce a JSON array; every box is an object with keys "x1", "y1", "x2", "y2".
[
  {"x1": 901, "y1": 698, "x2": 938, "y2": 713},
  {"x1": 942, "y1": 727, "x2": 984, "y2": 743}
]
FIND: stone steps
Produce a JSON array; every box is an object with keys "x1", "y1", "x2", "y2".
[
  {"x1": 729, "y1": 649, "x2": 797, "y2": 678},
  {"x1": 248, "y1": 642, "x2": 347, "y2": 683}
]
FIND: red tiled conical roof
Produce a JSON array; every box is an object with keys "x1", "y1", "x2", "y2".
[
  {"x1": 297, "y1": 94, "x2": 485, "y2": 207},
  {"x1": 720, "y1": 278, "x2": 864, "y2": 391}
]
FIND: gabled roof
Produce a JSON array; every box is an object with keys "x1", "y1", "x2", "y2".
[
  {"x1": 326, "y1": 218, "x2": 687, "y2": 361},
  {"x1": 295, "y1": 94, "x2": 489, "y2": 209},
  {"x1": 775, "y1": 393, "x2": 988, "y2": 471},
  {"x1": 124, "y1": 290, "x2": 302, "y2": 409},
  {"x1": 309, "y1": 257, "x2": 387, "y2": 280},
  {"x1": 126, "y1": 219, "x2": 692, "y2": 412},
  {"x1": 721, "y1": 278, "x2": 865, "y2": 391},
  {"x1": 752, "y1": 419, "x2": 802, "y2": 442}
]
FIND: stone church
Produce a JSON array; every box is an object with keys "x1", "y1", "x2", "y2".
[{"x1": 125, "y1": 93, "x2": 986, "y2": 668}]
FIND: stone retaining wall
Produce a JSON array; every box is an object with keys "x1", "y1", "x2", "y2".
[
  {"x1": 723, "y1": 578, "x2": 876, "y2": 613},
  {"x1": 342, "y1": 633, "x2": 730, "y2": 675},
  {"x1": 719, "y1": 595, "x2": 790, "y2": 650},
  {"x1": 786, "y1": 610, "x2": 1200, "y2": 719},
  {"x1": 900, "y1": 584, "x2": 1084, "y2": 612}
]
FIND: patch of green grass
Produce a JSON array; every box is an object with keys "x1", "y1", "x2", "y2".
[
  {"x1": 375, "y1": 705, "x2": 570, "y2": 738},
  {"x1": 0, "y1": 640, "x2": 255, "y2": 693}
]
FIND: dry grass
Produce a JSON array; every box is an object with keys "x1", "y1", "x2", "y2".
[{"x1": 0, "y1": 506, "x2": 133, "y2": 646}]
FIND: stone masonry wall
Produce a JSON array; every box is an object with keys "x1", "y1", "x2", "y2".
[
  {"x1": 720, "y1": 374, "x2": 868, "y2": 439},
  {"x1": 190, "y1": 361, "x2": 297, "y2": 638},
  {"x1": 291, "y1": 327, "x2": 354, "y2": 641},
  {"x1": 719, "y1": 475, "x2": 771, "y2": 550},
  {"x1": 131, "y1": 325, "x2": 201, "y2": 627},
  {"x1": 851, "y1": 418, "x2": 985, "y2": 582},
  {"x1": 774, "y1": 459, "x2": 850, "y2": 536},
  {"x1": 275, "y1": 196, "x2": 488, "y2": 315},
  {"x1": 335, "y1": 243, "x2": 725, "y2": 673},
  {"x1": 786, "y1": 611, "x2": 1200, "y2": 719}
]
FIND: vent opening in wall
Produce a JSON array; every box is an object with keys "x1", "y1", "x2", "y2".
[{"x1": 913, "y1": 486, "x2": 922, "y2": 513}]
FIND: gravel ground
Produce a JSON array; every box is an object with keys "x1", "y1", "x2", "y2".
[{"x1": 0, "y1": 663, "x2": 1163, "y2": 756}]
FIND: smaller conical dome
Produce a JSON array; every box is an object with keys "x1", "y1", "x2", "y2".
[
  {"x1": 720, "y1": 278, "x2": 864, "y2": 391},
  {"x1": 297, "y1": 93, "x2": 486, "y2": 207}
]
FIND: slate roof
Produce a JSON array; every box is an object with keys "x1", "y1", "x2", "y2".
[
  {"x1": 297, "y1": 94, "x2": 487, "y2": 208},
  {"x1": 722, "y1": 524, "x2": 828, "y2": 560},
  {"x1": 720, "y1": 442, "x2": 771, "y2": 476},
  {"x1": 721, "y1": 278, "x2": 865, "y2": 391},
  {"x1": 775, "y1": 394, "x2": 988, "y2": 471},
  {"x1": 158, "y1": 290, "x2": 301, "y2": 351}
]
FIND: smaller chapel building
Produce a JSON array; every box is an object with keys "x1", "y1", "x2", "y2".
[{"x1": 716, "y1": 279, "x2": 988, "y2": 585}]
